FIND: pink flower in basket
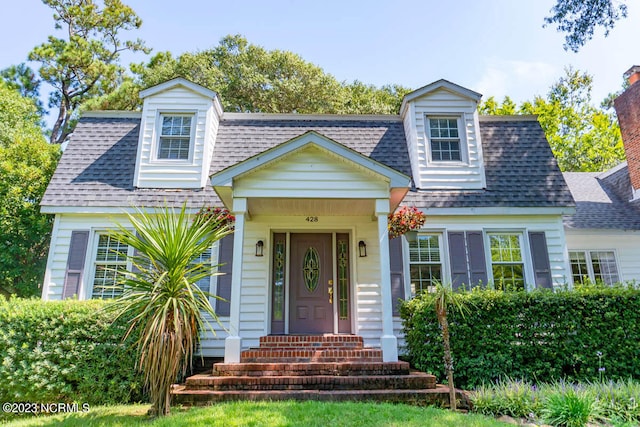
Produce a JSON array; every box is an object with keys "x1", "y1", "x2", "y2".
[{"x1": 388, "y1": 206, "x2": 426, "y2": 239}]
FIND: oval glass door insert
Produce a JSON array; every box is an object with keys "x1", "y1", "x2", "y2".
[{"x1": 303, "y1": 247, "x2": 320, "y2": 292}]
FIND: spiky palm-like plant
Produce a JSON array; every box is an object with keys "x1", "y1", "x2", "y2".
[
  {"x1": 109, "y1": 204, "x2": 232, "y2": 417},
  {"x1": 427, "y1": 283, "x2": 470, "y2": 411}
]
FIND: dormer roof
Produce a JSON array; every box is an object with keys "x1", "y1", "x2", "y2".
[
  {"x1": 139, "y1": 77, "x2": 217, "y2": 100},
  {"x1": 400, "y1": 79, "x2": 482, "y2": 116}
]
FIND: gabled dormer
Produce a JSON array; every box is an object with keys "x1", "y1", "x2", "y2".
[
  {"x1": 400, "y1": 79, "x2": 486, "y2": 190},
  {"x1": 134, "y1": 78, "x2": 223, "y2": 189}
]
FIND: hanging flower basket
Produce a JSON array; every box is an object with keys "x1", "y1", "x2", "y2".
[
  {"x1": 194, "y1": 207, "x2": 235, "y2": 230},
  {"x1": 388, "y1": 206, "x2": 426, "y2": 239}
]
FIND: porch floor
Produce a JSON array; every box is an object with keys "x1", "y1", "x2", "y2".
[{"x1": 172, "y1": 335, "x2": 471, "y2": 408}]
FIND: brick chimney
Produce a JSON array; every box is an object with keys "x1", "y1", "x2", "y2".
[{"x1": 614, "y1": 65, "x2": 640, "y2": 201}]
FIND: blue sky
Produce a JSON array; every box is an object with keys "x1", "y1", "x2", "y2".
[{"x1": 1, "y1": 0, "x2": 638, "y2": 109}]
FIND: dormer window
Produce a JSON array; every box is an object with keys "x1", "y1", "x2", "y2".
[
  {"x1": 158, "y1": 114, "x2": 194, "y2": 160},
  {"x1": 427, "y1": 117, "x2": 462, "y2": 162}
]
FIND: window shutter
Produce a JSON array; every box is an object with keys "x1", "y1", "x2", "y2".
[
  {"x1": 63, "y1": 230, "x2": 90, "y2": 299},
  {"x1": 389, "y1": 236, "x2": 405, "y2": 316},
  {"x1": 466, "y1": 231, "x2": 488, "y2": 288},
  {"x1": 215, "y1": 234, "x2": 234, "y2": 316},
  {"x1": 448, "y1": 232, "x2": 468, "y2": 290},
  {"x1": 529, "y1": 231, "x2": 553, "y2": 289},
  {"x1": 131, "y1": 233, "x2": 143, "y2": 274}
]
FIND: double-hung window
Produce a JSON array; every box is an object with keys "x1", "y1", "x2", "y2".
[
  {"x1": 427, "y1": 117, "x2": 461, "y2": 162},
  {"x1": 158, "y1": 114, "x2": 193, "y2": 160},
  {"x1": 569, "y1": 250, "x2": 620, "y2": 286},
  {"x1": 488, "y1": 233, "x2": 525, "y2": 291},
  {"x1": 91, "y1": 233, "x2": 129, "y2": 299},
  {"x1": 409, "y1": 234, "x2": 443, "y2": 295}
]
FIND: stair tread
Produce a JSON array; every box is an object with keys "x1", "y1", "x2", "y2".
[
  {"x1": 214, "y1": 361, "x2": 408, "y2": 368},
  {"x1": 173, "y1": 388, "x2": 446, "y2": 395},
  {"x1": 189, "y1": 372, "x2": 433, "y2": 380}
]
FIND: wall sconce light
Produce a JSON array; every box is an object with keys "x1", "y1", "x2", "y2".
[
  {"x1": 255, "y1": 240, "x2": 264, "y2": 257},
  {"x1": 358, "y1": 240, "x2": 367, "y2": 257}
]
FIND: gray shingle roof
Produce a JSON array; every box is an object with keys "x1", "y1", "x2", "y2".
[
  {"x1": 404, "y1": 117, "x2": 575, "y2": 208},
  {"x1": 563, "y1": 164, "x2": 640, "y2": 230},
  {"x1": 41, "y1": 114, "x2": 575, "y2": 212},
  {"x1": 210, "y1": 115, "x2": 411, "y2": 176},
  {"x1": 40, "y1": 116, "x2": 219, "y2": 209}
]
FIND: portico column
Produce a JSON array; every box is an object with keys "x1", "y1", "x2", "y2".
[
  {"x1": 224, "y1": 197, "x2": 247, "y2": 363},
  {"x1": 376, "y1": 198, "x2": 398, "y2": 362}
]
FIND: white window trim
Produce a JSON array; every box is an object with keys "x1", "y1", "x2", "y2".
[
  {"x1": 425, "y1": 115, "x2": 469, "y2": 166},
  {"x1": 83, "y1": 230, "x2": 133, "y2": 300},
  {"x1": 484, "y1": 230, "x2": 535, "y2": 291},
  {"x1": 407, "y1": 231, "x2": 448, "y2": 296},
  {"x1": 151, "y1": 111, "x2": 197, "y2": 164},
  {"x1": 569, "y1": 249, "x2": 621, "y2": 286}
]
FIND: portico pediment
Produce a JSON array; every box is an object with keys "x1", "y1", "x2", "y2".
[{"x1": 210, "y1": 131, "x2": 410, "y2": 215}]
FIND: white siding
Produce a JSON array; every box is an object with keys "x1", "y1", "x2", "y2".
[
  {"x1": 565, "y1": 229, "x2": 640, "y2": 283},
  {"x1": 198, "y1": 215, "x2": 387, "y2": 355},
  {"x1": 134, "y1": 87, "x2": 220, "y2": 189},
  {"x1": 402, "y1": 88, "x2": 485, "y2": 190},
  {"x1": 234, "y1": 146, "x2": 389, "y2": 199},
  {"x1": 42, "y1": 214, "x2": 129, "y2": 301},
  {"x1": 42, "y1": 213, "x2": 230, "y2": 356},
  {"x1": 44, "y1": 212, "x2": 570, "y2": 357}
]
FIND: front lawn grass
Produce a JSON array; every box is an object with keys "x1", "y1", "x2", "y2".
[{"x1": 5, "y1": 401, "x2": 508, "y2": 427}]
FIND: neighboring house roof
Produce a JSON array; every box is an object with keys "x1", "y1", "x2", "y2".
[
  {"x1": 563, "y1": 163, "x2": 640, "y2": 230},
  {"x1": 41, "y1": 113, "x2": 575, "y2": 212},
  {"x1": 404, "y1": 117, "x2": 575, "y2": 209}
]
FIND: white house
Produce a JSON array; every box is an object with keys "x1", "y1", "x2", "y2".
[{"x1": 40, "y1": 71, "x2": 640, "y2": 363}]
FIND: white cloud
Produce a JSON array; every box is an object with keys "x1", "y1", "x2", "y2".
[{"x1": 474, "y1": 59, "x2": 558, "y2": 104}]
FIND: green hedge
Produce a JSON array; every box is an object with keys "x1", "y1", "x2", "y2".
[
  {"x1": 400, "y1": 287, "x2": 640, "y2": 388},
  {"x1": 0, "y1": 297, "x2": 144, "y2": 404}
]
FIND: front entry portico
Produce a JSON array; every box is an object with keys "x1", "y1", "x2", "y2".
[{"x1": 209, "y1": 131, "x2": 410, "y2": 363}]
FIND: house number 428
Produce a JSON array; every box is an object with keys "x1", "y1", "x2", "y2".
[{"x1": 305, "y1": 216, "x2": 319, "y2": 223}]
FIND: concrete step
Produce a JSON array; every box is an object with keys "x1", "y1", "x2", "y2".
[
  {"x1": 185, "y1": 372, "x2": 437, "y2": 391},
  {"x1": 212, "y1": 361, "x2": 411, "y2": 377},
  {"x1": 171, "y1": 385, "x2": 472, "y2": 409},
  {"x1": 240, "y1": 348, "x2": 382, "y2": 363}
]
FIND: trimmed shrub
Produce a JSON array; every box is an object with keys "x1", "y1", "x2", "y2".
[
  {"x1": 0, "y1": 297, "x2": 144, "y2": 405},
  {"x1": 400, "y1": 287, "x2": 640, "y2": 388}
]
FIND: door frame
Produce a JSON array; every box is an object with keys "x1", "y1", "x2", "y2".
[{"x1": 268, "y1": 229, "x2": 356, "y2": 335}]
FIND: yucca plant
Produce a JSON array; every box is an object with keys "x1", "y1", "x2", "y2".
[{"x1": 108, "y1": 204, "x2": 232, "y2": 417}]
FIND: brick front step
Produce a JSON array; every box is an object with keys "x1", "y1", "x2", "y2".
[
  {"x1": 240, "y1": 348, "x2": 382, "y2": 363},
  {"x1": 185, "y1": 372, "x2": 436, "y2": 391},
  {"x1": 212, "y1": 361, "x2": 411, "y2": 377},
  {"x1": 170, "y1": 335, "x2": 452, "y2": 408},
  {"x1": 171, "y1": 385, "x2": 472, "y2": 409},
  {"x1": 258, "y1": 335, "x2": 364, "y2": 349}
]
